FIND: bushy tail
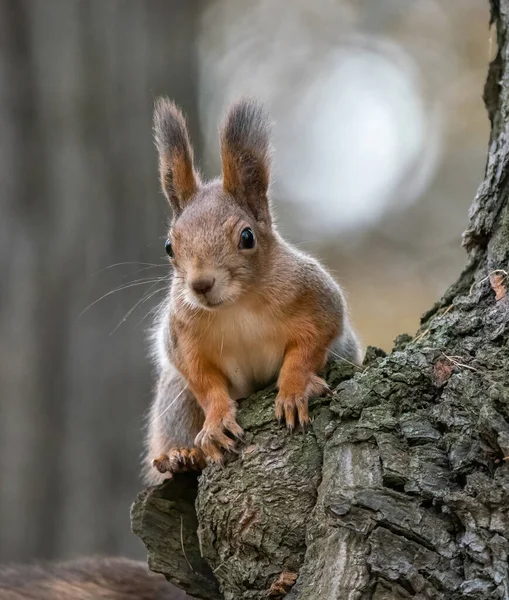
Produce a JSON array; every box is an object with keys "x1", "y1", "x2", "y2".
[
  {"x1": 0, "y1": 556, "x2": 184, "y2": 600},
  {"x1": 331, "y1": 318, "x2": 364, "y2": 366}
]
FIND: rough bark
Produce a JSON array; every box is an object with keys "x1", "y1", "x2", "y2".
[{"x1": 132, "y1": 1, "x2": 509, "y2": 598}]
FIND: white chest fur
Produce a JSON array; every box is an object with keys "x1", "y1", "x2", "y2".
[{"x1": 206, "y1": 304, "x2": 285, "y2": 400}]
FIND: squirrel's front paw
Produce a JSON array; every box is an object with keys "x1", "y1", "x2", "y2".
[
  {"x1": 194, "y1": 414, "x2": 243, "y2": 463},
  {"x1": 276, "y1": 374, "x2": 330, "y2": 430},
  {"x1": 152, "y1": 447, "x2": 206, "y2": 476},
  {"x1": 275, "y1": 392, "x2": 309, "y2": 430}
]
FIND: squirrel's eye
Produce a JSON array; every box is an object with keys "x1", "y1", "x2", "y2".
[
  {"x1": 239, "y1": 227, "x2": 255, "y2": 250},
  {"x1": 165, "y1": 239, "x2": 174, "y2": 258}
]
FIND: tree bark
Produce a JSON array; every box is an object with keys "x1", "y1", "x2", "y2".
[{"x1": 132, "y1": 1, "x2": 509, "y2": 598}]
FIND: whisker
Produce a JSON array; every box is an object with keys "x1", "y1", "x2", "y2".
[
  {"x1": 92, "y1": 261, "x2": 167, "y2": 276},
  {"x1": 78, "y1": 278, "x2": 167, "y2": 319},
  {"x1": 148, "y1": 385, "x2": 188, "y2": 426},
  {"x1": 291, "y1": 240, "x2": 321, "y2": 248},
  {"x1": 197, "y1": 312, "x2": 214, "y2": 342},
  {"x1": 328, "y1": 348, "x2": 365, "y2": 371},
  {"x1": 124, "y1": 264, "x2": 169, "y2": 277},
  {"x1": 109, "y1": 281, "x2": 167, "y2": 335},
  {"x1": 133, "y1": 291, "x2": 168, "y2": 330}
]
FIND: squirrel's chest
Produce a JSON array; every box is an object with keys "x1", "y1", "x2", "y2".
[{"x1": 206, "y1": 308, "x2": 285, "y2": 399}]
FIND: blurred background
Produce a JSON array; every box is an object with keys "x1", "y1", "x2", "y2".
[{"x1": 0, "y1": 0, "x2": 490, "y2": 578}]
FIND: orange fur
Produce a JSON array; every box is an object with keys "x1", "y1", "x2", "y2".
[
  {"x1": 167, "y1": 151, "x2": 198, "y2": 201},
  {"x1": 171, "y1": 285, "x2": 338, "y2": 446},
  {"x1": 274, "y1": 308, "x2": 336, "y2": 429}
]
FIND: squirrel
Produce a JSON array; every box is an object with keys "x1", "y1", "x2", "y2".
[{"x1": 144, "y1": 97, "x2": 363, "y2": 484}]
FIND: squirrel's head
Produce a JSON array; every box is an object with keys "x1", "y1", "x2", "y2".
[{"x1": 154, "y1": 97, "x2": 274, "y2": 310}]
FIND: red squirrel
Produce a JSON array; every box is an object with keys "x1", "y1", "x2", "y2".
[{"x1": 144, "y1": 97, "x2": 362, "y2": 484}]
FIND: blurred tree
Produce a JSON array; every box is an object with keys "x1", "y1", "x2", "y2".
[{"x1": 0, "y1": 3, "x2": 200, "y2": 589}]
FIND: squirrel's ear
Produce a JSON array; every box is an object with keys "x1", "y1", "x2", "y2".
[
  {"x1": 220, "y1": 98, "x2": 272, "y2": 223},
  {"x1": 153, "y1": 98, "x2": 200, "y2": 217}
]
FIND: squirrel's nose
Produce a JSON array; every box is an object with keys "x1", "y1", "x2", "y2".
[{"x1": 191, "y1": 276, "x2": 215, "y2": 295}]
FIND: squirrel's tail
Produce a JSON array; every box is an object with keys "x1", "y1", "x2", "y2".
[
  {"x1": 331, "y1": 318, "x2": 364, "y2": 366},
  {"x1": 0, "y1": 556, "x2": 183, "y2": 599}
]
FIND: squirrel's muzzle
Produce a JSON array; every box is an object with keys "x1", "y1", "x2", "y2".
[{"x1": 190, "y1": 275, "x2": 215, "y2": 295}]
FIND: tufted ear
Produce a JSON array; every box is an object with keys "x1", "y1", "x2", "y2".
[
  {"x1": 153, "y1": 98, "x2": 200, "y2": 218},
  {"x1": 220, "y1": 98, "x2": 272, "y2": 223}
]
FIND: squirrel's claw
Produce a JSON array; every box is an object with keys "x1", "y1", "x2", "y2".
[
  {"x1": 306, "y1": 374, "x2": 331, "y2": 398},
  {"x1": 195, "y1": 414, "x2": 244, "y2": 463},
  {"x1": 275, "y1": 373, "x2": 331, "y2": 430},
  {"x1": 275, "y1": 392, "x2": 310, "y2": 430},
  {"x1": 152, "y1": 447, "x2": 205, "y2": 475}
]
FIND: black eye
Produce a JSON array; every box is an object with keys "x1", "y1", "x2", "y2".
[
  {"x1": 165, "y1": 239, "x2": 174, "y2": 258},
  {"x1": 239, "y1": 227, "x2": 255, "y2": 250}
]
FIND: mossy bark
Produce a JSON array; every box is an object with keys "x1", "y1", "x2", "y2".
[{"x1": 132, "y1": 2, "x2": 509, "y2": 598}]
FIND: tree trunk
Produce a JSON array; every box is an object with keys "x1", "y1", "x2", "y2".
[{"x1": 131, "y1": 1, "x2": 509, "y2": 598}]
